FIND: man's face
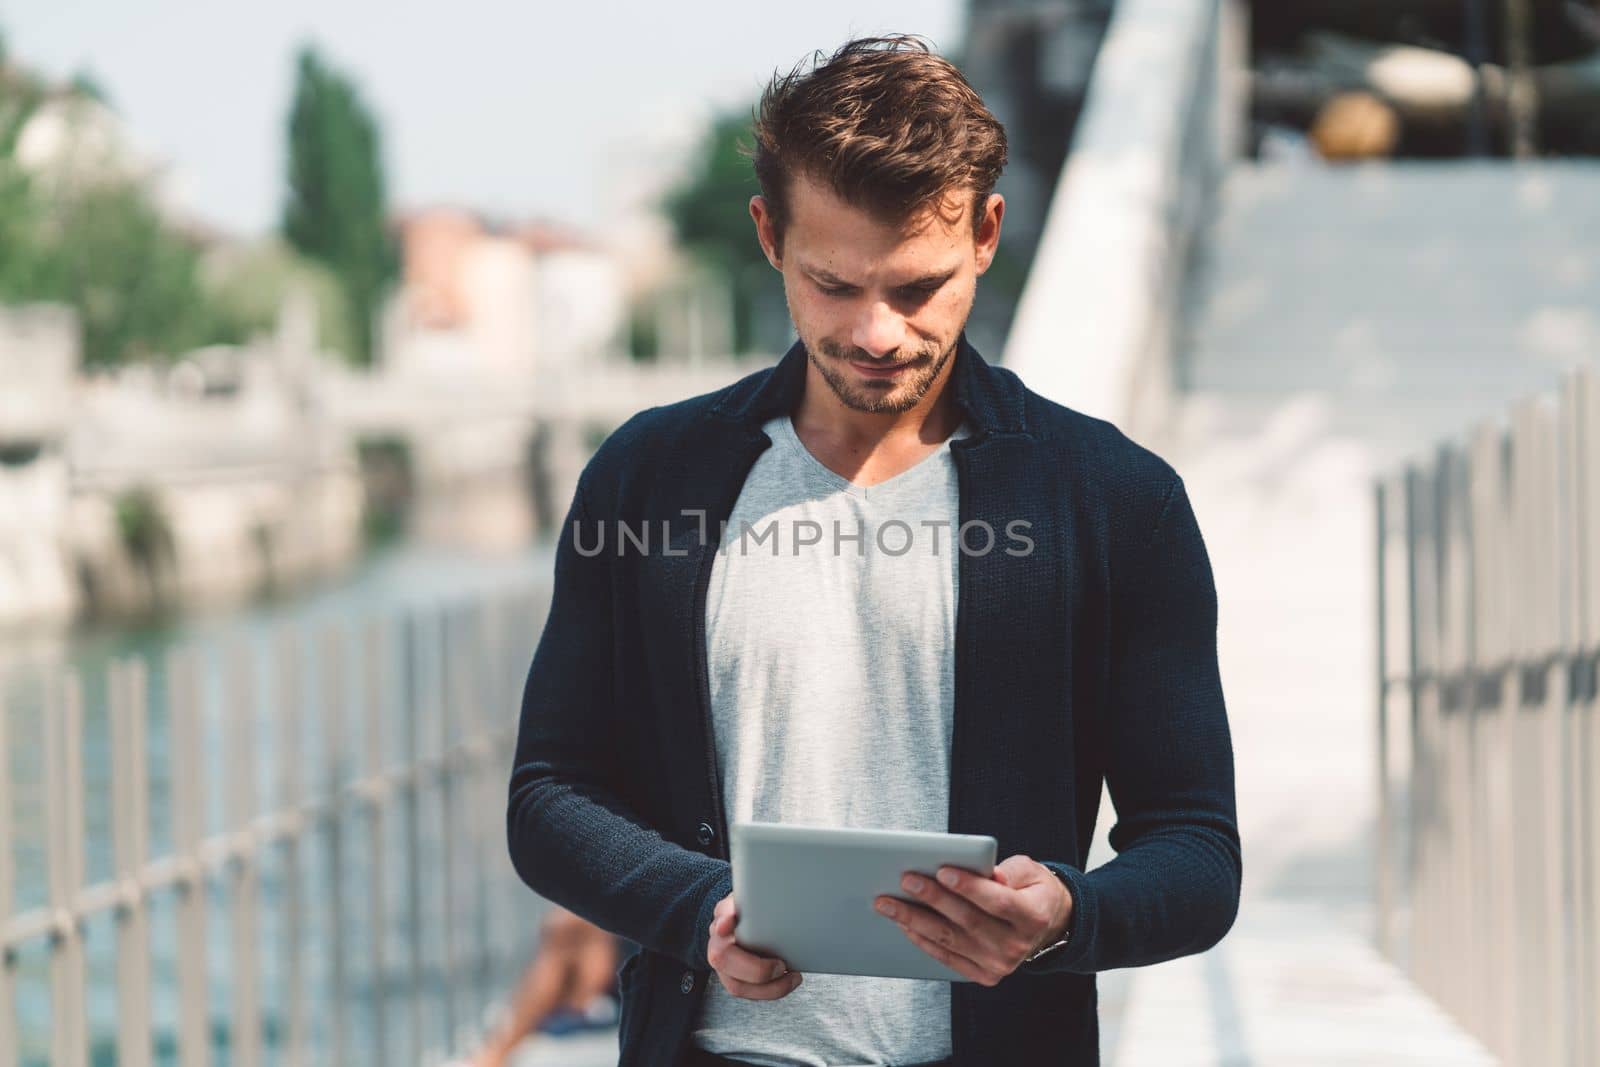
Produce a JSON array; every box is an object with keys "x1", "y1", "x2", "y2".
[{"x1": 752, "y1": 173, "x2": 1003, "y2": 415}]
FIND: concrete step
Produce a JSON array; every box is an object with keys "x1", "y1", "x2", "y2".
[{"x1": 1179, "y1": 161, "x2": 1600, "y2": 469}]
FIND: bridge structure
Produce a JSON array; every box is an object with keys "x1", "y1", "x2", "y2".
[
  {"x1": 0, "y1": 304, "x2": 766, "y2": 631},
  {"x1": 1007, "y1": 0, "x2": 1599, "y2": 1063}
]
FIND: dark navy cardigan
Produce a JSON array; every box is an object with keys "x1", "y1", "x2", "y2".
[{"x1": 507, "y1": 334, "x2": 1241, "y2": 1066}]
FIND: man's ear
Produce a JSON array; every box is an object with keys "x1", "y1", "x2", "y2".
[
  {"x1": 750, "y1": 195, "x2": 782, "y2": 270},
  {"x1": 973, "y1": 193, "x2": 1005, "y2": 276}
]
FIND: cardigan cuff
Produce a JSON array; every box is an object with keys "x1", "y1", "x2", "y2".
[{"x1": 692, "y1": 865, "x2": 735, "y2": 971}]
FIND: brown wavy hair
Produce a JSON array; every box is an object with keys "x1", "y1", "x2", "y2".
[{"x1": 750, "y1": 35, "x2": 1008, "y2": 253}]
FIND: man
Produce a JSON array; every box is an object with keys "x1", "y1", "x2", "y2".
[{"x1": 508, "y1": 35, "x2": 1240, "y2": 1067}]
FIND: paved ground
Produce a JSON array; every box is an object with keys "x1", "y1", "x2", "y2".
[
  {"x1": 509, "y1": 1030, "x2": 619, "y2": 1066},
  {"x1": 1104, "y1": 398, "x2": 1496, "y2": 1065},
  {"x1": 1113, "y1": 900, "x2": 1494, "y2": 1066}
]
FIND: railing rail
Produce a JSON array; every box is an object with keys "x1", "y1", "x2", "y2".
[
  {"x1": 1376, "y1": 366, "x2": 1600, "y2": 1066},
  {"x1": 0, "y1": 591, "x2": 546, "y2": 1065}
]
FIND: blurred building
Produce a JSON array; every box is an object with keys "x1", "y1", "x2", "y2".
[
  {"x1": 0, "y1": 306, "x2": 371, "y2": 634},
  {"x1": 387, "y1": 208, "x2": 626, "y2": 381}
]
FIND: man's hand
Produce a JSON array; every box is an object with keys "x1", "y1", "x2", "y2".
[
  {"x1": 873, "y1": 854, "x2": 1073, "y2": 987},
  {"x1": 707, "y1": 892, "x2": 804, "y2": 1000}
]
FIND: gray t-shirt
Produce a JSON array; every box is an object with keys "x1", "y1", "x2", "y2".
[{"x1": 689, "y1": 412, "x2": 970, "y2": 1066}]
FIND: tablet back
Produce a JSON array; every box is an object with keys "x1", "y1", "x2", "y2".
[{"x1": 730, "y1": 821, "x2": 998, "y2": 982}]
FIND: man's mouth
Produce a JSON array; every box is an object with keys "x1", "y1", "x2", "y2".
[{"x1": 848, "y1": 358, "x2": 915, "y2": 379}]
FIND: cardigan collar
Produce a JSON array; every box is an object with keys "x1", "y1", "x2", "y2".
[{"x1": 709, "y1": 331, "x2": 1027, "y2": 439}]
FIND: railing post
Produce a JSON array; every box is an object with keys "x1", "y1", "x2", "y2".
[
  {"x1": 46, "y1": 672, "x2": 88, "y2": 1067},
  {"x1": 402, "y1": 613, "x2": 427, "y2": 1064},
  {"x1": 110, "y1": 658, "x2": 153, "y2": 1067},
  {"x1": 1404, "y1": 462, "x2": 1441, "y2": 999},
  {"x1": 277, "y1": 629, "x2": 308, "y2": 1067},
  {"x1": 0, "y1": 680, "x2": 18, "y2": 1067},
  {"x1": 1449, "y1": 445, "x2": 1492, "y2": 1047},
  {"x1": 439, "y1": 605, "x2": 462, "y2": 1052},
  {"x1": 321, "y1": 622, "x2": 352, "y2": 1066},
  {"x1": 1433, "y1": 449, "x2": 1467, "y2": 1024},
  {"x1": 362, "y1": 617, "x2": 391, "y2": 1066},
  {"x1": 1466, "y1": 423, "x2": 1514, "y2": 1062},
  {"x1": 1553, "y1": 372, "x2": 1578, "y2": 1067},
  {"x1": 465, "y1": 602, "x2": 495, "y2": 1017},
  {"x1": 1509, "y1": 399, "x2": 1569, "y2": 1066},
  {"x1": 169, "y1": 647, "x2": 210, "y2": 1067},
  {"x1": 224, "y1": 642, "x2": 261, "y2": 1067}
]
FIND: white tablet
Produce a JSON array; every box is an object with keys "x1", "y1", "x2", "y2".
[{"x1": 729, "y1": 821, "x2": 999, "y2": 982}]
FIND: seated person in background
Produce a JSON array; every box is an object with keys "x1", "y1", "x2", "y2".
[{"x1": 470, "y1": 907, "x2": 631, "y2": 1067}]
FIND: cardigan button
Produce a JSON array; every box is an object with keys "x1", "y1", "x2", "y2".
[
  {"x1": 680, "y1": 970, "x2": 696, "y2": 994},
  {"x1": 696, "y1": 821, "x2": 716, "y2": 847}
]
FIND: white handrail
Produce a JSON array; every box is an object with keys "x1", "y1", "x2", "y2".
[{"x1": 1004, "y1": 0, "x2": 1242, "y2": 445}]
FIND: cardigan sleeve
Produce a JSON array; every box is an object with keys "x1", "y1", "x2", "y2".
[
  {"x1": 506, "y1": 472, "x2": 731, "y2": 972},
  {"x1": 1023, "y1": 474, "x2": 1241, "y2": 975}
]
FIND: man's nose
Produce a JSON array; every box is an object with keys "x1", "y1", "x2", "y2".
[{"x1": 850, "y1": 301, "x2": 907, "y2": 360}]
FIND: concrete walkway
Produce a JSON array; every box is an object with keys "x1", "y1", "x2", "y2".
[
  {"x1": 1114, "y1": 901, "x2": 1494, "y2": 1066},
  {"x1": 1103, "y1": 405, "x2": 1495, "y2": 1065}
]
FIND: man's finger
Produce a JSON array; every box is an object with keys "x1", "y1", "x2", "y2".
[
  {"x1": 934, "y1": 865, "x2": 1027, "y2": 926},
  {"x1": 878, "y1": 897, "x2": 987, "y2": 961},
  {"x1": 893, "y1": 874, "x2": 996, "y2": 937},
  {"x1": 720, "y1": 970, "x2": 804, "y2": 1001},
  {"x1": 710, "y1": 938, "x2": 791, "y2": 985},
  {"x1": 894, "y1": 922, "x2": 995, "y2": 986}
]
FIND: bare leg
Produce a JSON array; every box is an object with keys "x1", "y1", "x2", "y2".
[
  {"x1": 470, "y1": 909, "x2": 594, "y2": 1067},
  {"x1": 559, "y1": 923, "x2": 621, "y2": 1013}
]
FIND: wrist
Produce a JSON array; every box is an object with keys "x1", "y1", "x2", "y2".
[{"x1": 1025, "y1": 865, "x2": 1075, "y2": 962}]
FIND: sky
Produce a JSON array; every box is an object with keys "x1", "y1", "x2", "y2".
[{"x1": 0, "y1": 0, "x2": 965, "y2": 237}]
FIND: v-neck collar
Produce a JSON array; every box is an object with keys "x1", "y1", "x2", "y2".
[{"x1": 768, "y1": 413, "x2": 970, "y2": 500}]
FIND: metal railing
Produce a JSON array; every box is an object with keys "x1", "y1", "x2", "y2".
[
  {"x1": 1376, "y1": 367, "x2": 1600, "y2": 1066},
  {"x1": 0, "y1": 591, "x2": 547, "y2": 1065}
]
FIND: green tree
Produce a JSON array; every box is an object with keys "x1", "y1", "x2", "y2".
[
  {"x1": 37, "y1": 180, "x2": 246, "y2": 366},
  {"x1": 662, "y1": 109, "x2": 779, "y2": 354},
  {"x1": 0, "y1": 58, "x2": 242, "y2": 364},
  {"x1": 281, "y1": 45, "x2": 395, "y2": 366},
  {"x1": 0, "y1": 27, "x2": 45, "y2": 296}
]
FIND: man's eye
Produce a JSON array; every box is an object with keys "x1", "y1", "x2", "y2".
[{"x1": 818, "y1": 284, "x2": 853, "y2": 297}]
